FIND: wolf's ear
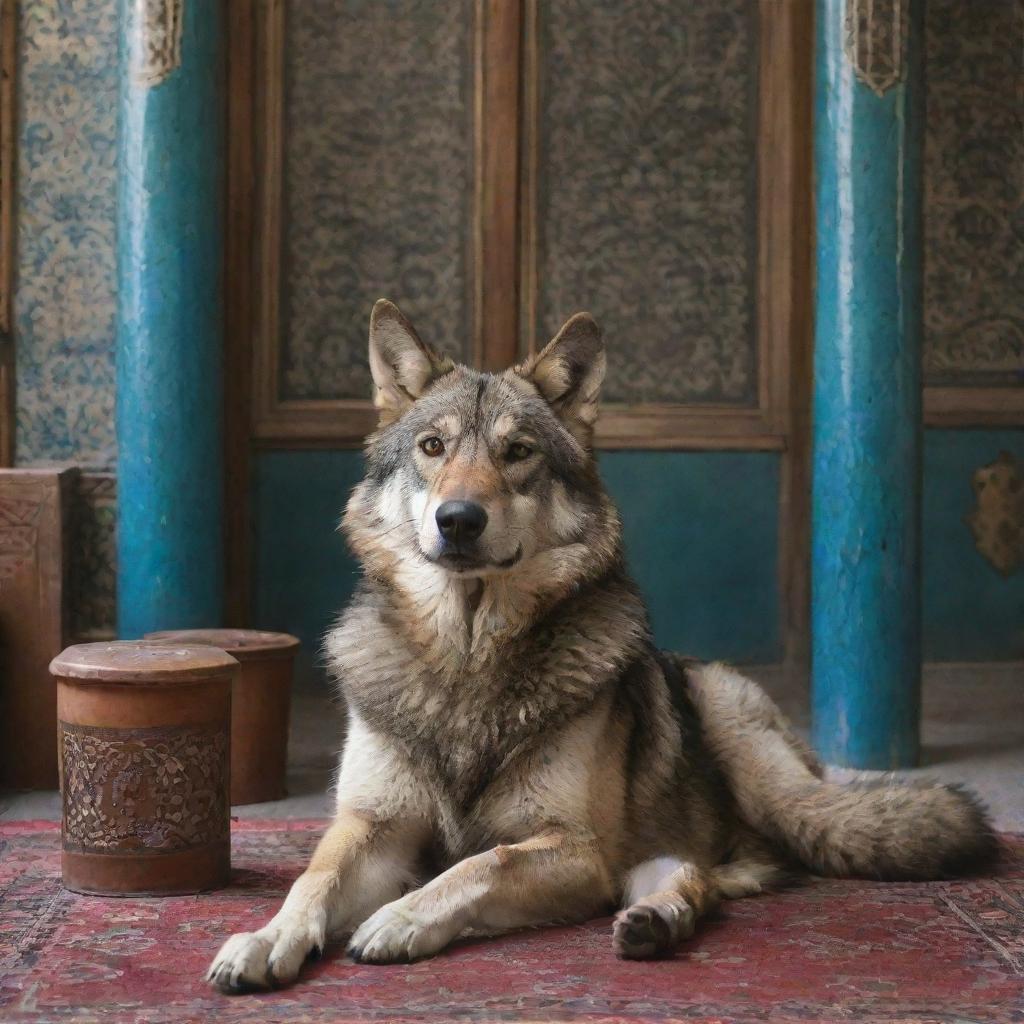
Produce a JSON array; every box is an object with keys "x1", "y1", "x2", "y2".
[
  {"x1": 368, "y1": 299, "x2": 453, "y2": 424},
  {"x1": 517, "y1": 313, "x2": 605, "y2": 445}
]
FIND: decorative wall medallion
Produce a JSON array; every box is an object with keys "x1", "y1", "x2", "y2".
[
  {"x1": 844, "y1": 0, "x2": 908, "y2": 96},
  {"x1": 966, "y1": 451, "x2": 1024, "y2": 577},
  {"x1": 132, "y1": 0, "x2": 184, "y2": 87},
  {"x1": 61, "y1": 722, "x2": 228, "y2": 854}
]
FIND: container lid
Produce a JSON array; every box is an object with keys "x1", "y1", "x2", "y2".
[
  {"x1": 144, "y1": 628, "x2": 300, "y2": 662},
  {"x1": 50, "y1": 641, "x2": 239, "y2": 684}
]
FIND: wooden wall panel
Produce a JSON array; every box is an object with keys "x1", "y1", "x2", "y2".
[
  {"x1": 280, "y1": 0, "x2": 474, "y2": 402},
  {"x1": 251, "y1": 0, "x2": 809, "y2": 450},
  {"x1": 252, "y1": 0, "x2": 479, "y2": 443},
  {"x1": 0, "y1": 468, "x2": 73, "y2": 789},
  {"x1": 525, "y1": 0, "x2": 760, "y2": 408},
  {"x1": 923, "y1": 0, "x2": 1022, "y2": 389},
  {"x1": 520, "y1": 0, "x2": 804, "y2": 450},
  {"x1": 922, "y1": 0, "x2": 1024, "y2": 427}
]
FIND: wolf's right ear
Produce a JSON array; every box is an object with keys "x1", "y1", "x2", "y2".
[{"x1": 368, "y1": 299, "x2": 453, "y2": 424}]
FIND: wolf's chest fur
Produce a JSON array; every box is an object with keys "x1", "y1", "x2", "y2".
[{"x1": 329, "y1": 570, "x2": 649, "y2": 807}]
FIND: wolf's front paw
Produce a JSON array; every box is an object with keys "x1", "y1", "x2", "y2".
[
  {"x1": 206, "y1": 925, "x2": 322, "y2": 993},
  {"x1": 347, "y1": 897, "x2": 461, "y2": 964}
]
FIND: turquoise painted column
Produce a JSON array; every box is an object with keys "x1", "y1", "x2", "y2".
[
  {"x1": 116, "y1": 0, "x2": 224, "y2": 637},
  {"x1": 812, "y1": 0, "x2": 923, "y2": 768}
]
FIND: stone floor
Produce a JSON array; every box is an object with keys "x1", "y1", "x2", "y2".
[
  {"x1": 770, "y1": 661, "x2": 1024, "y2": 833},
  {"x1": 3, "y1": 662, "x2": 1022, "y2": 831}
]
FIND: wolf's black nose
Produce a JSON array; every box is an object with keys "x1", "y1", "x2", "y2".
[{"x1": 436, "y1": 501, "x2": 488, "y2": 543}]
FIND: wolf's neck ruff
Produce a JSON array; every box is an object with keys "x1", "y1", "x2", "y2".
[
  {"x1": 343, "y1": 476, "x2": 623, "y2": 664},
  {"x1": 328, "y1": 558, "x2": 652, "y2": 814}
]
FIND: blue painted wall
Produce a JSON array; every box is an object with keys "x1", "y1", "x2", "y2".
[
  {"x1": 252, "y1": 450, "x2": 783, "y2": 686},
  {"x1": 924, "y1": 429, "x2": 1024, "y2": 661},
  {"x1": 599, "y1": 452, "x2": 780, "y2": 661},
  {"x1": 252, "y1": 452, "x2": 366, "y2": 685},
  {"x1": 253, "y1": 433, "x2": 1023, "y2": 686}
]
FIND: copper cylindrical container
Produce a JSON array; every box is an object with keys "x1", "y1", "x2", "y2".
[
  {"x1": 50, "y1": 642, "x2": 237, "y2": 897},
  {"x1": 145, "y1": 629, "x2": 298, "y2": 805}
]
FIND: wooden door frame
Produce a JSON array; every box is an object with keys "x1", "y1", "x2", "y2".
[
  {"x1": 223, "y1": 0, "x2": 816, "y2": 670},
  {"x1": 224, "y1": 0, "x2": 256, "y2": 624},
  {"x1": 519, "y1": 0, "x2": 804, "y2": 454},
  {"x1": 245, "y1": 0, "x2": 522, "y2": 447},
  {"x1": 242, "y1": 0, "x2": 809, "y2": 454}
]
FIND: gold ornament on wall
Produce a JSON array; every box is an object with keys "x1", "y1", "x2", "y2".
[
  {"x1": 966, "y1": 451, "x2": 1024, "y2": 577},
  {"x1": 132, "y1": 0, "x2": 184, "y2": 87},
  {"x1": 844, "y1": 0, "x2": 907, "y2": 97}
]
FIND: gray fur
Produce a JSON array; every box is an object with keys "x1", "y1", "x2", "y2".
[{"x1": 207, "y1": 304, "x2": 996, "y2": 991}]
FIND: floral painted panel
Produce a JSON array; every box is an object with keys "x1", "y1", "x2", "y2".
[
  {"x1": 924, "y1": 0, "x2": 1024, "y2": 387},
  {"x1": 61, "y1": 722, "x2": 229, "y2": 854},
  {"x1": 533, "y1": 0, "x2": 760, "y2": 406},
  {"x1": 14, "y1": 0, "x2": 118, "y2": 466},
  {"x1": 281, "y1": 0, "x2": 474, "y2": 401}
]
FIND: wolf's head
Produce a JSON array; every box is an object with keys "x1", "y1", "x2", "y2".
[{"x1": 343, "y1": 300, "x2": 620, "y2": 602}]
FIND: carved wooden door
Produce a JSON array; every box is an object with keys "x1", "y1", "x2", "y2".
[{"x1": 227, "y1": 0, "x2": 813, "y2": 665}]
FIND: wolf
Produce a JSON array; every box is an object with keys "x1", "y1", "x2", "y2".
[{"x1": 208, "y1": 299, "x2": 995, "y2": 992}]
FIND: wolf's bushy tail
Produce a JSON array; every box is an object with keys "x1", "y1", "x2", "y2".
[{"x1": 686, "y1": 662, "x2": 997, "y2": 880}]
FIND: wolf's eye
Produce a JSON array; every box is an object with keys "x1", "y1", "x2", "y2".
[
  {"x1": 420, "y1": 436, "x2": 445, "y2": 457},
  {"x1": 506, "y1": 442, "x2": 533, "y2": 462}
]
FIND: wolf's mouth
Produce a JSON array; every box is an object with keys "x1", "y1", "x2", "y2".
[{"x1": 435, "y1": 544, "x2": 523, "y2": 573}]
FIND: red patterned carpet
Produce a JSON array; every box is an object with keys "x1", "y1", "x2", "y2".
[{"x1": 1, "y1": 821, "x2": 1022, "y2": 1024}]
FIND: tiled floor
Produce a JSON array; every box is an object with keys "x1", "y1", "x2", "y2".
[{"x1": 4, "y1": 663, "x2": 1022, "y2": 831}]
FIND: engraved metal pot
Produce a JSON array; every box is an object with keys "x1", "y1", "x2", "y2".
[
  {"x1": 145, "y1": 629, "x2": 299, "y2": 805},
  {"x1": 50, "y1": 641, "x2": 237, "y2": 896}
]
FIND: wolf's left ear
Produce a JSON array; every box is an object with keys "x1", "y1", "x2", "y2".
[
  {"x1": 517, "y1": 313, "x2": 605, "y2": 446},
  {"x1": 368, "y1": 299, "x2": 453, "y2": 424}
]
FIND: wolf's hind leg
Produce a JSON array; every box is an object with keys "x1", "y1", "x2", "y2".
[
  {"x1": 613, "y1": 856, "x2": 784, "y2": 959},
  {"x1": 613, "y1": 858, "x2": 715, "y2": 959}
]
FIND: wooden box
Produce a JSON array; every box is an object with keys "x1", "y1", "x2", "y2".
[
  {"x1": 0, "y1": 468, "x2": 75, "y2": 789},
  {"x1": 146, "y1": 628, "x2": 299, "y2": 804},
  {"x1": 51, "y1": 641, "x2": 237, "y2": 896}
]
